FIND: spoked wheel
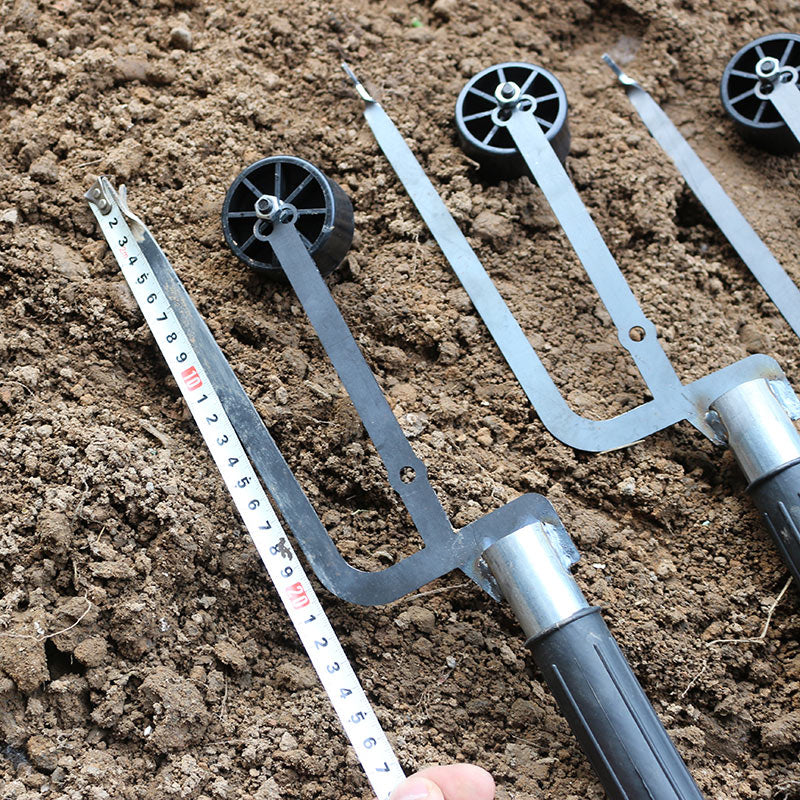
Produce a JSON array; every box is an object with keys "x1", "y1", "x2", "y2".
[
  {"x1": 455, "y1": 62, "x2": 570, "y2": 178},
  {"x1": 222, "y1": 155, "x2": 354, "y2": 277},
  {"x1": 721, "y1": 32, "x2": 800, "y2": 153}
]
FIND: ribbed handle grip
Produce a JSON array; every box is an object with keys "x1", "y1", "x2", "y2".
[
  {"x1": 528, "y1": 608, "x2": 705, "y2": 800},
  {"x1": 750, "y1": 460, "x2": 800, "y2": 585}
]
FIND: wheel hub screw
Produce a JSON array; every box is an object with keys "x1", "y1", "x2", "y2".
[
  {"x1": 256, "y1": 197, "x2": 274, "y2": 215},
  {"x1": 494, "y1": 81, "x2": 521, "y2": 107},
  {"x1": 756, "y1": 56, "x2": 780, "y2": 79}
]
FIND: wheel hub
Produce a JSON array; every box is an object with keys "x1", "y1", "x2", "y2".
[
  {"x1": 221, "y1": 155, "x2": 354, "y2": 278},
  {"x1": 455, "y1": 61, "x2": 570, "y2": 178}
]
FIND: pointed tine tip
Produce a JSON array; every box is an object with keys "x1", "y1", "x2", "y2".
[
  {"x1": 602, "y1": 53, "x2": 622, "y2": 76},
  {"x1": 341, "y1": 61, "x2": 357, "y2": 83},
  {"x1": 340, "y1": 61, "x2": 374, "y2": 103},
  {"x1": 601, "y1": 53, "x2": 638, "y2": 87}
]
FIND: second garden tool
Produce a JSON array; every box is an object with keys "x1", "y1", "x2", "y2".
[{"x1": 343, "y1": 61, "x2": 800, "y2": 589}]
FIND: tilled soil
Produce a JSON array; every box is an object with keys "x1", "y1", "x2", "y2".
[{"x1": 2, "y1": 0, "x2": 800, "y2": 798}]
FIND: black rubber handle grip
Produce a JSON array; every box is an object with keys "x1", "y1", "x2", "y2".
[
  {"x1": 750, "y1": 459, "x2": 800, "y2": 585},
  {"x1": 528, "y1": 608, "x2": 704, "y2": 800}
]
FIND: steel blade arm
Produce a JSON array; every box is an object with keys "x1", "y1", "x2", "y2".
[
  {"x1": 768, "y1": 80, "x2": 800, "y2": 147},
  {"x1": 136, "y1": 226, "x2": 464, "y2": 604},
  {"x1": 505, "y1": 109, "x2": 684, "y2": 399},
  {"x1": 266, "y1": 223, "x2": 454, "y2": 541}
]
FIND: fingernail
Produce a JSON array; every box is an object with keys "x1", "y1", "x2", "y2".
[{"x1": 390, "y1": 777, "x2": 435, "y2": 800}]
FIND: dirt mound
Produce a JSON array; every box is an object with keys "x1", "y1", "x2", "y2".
[{"x1": 2, "y1": 0, "x2": 800, "y2": 797}]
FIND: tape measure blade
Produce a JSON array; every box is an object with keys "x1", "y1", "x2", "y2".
[{"x1": 87, "y1": 197, "x2": 404, "y2": 800}]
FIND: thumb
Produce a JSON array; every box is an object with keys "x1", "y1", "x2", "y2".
[{"x1": 390, "y1": 776, "x2": 445, "y2": 800}]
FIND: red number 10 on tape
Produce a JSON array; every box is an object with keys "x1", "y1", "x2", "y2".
[
  {"x1": 286, "y1": 582, "x2": 310, "y2": 609},
  {"x1": 181, "y1": 365, "x2": 203, "y2": 391}
]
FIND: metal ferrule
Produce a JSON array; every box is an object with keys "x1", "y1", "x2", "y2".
[
  {"x1": 711, "y1": 378, "x2": 800, "y2": 484},
  {"x1": 483, "y1": 524, "x2": 588, "y2": 641}
]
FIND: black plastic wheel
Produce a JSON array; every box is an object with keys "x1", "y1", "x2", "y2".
[
  {"x1": 222, "y1": 155, "x2": 354, "y2": 277},
  {"x1": 721, "y1": 33, "x2": 800, "y2": 153},
  {"x1": 455, "y1": 62, "x2": 570, "y2": 178}
]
